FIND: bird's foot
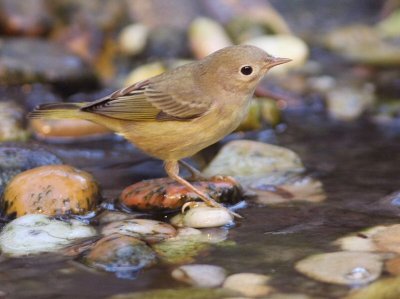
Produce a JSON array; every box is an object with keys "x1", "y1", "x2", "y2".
[{"x1": 181, "y1": 194, "x2": 242, "y2": 219}]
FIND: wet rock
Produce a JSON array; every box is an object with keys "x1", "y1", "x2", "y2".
[
  {"x1": 0, "y1": 0, "x2": 53, "y2": 36},
  {"x1": 110, "y1": 287, "x2": 236, "y2": 299},
  {"x1": 244, "y1": 34, "x2": 308, "y2": 75},
  {"x1": 124, "y1": 62, "x2": 165, "y2": 86},
  {"x1": 48, "y1": 0, "x2": 126, "y2": 31},
  {"x1": 0, "y1": 143, "x2": 62, "y2": 196},
  {"x1": 336, "y1": 224, "x2": 400, "y2": 254},
  {"x1": 171, "y1": 205, "x2": 233, "y2": 228},
  {"x1": 226, "y1": 11, "x2": 292, "y2": 44},
  {"x1": 0, "y1": 102, "x2": 29, "y2": 142},
  {"x1": 325, "y1": 25, "x2": 400, "y2": 66},
  {"x1": 119, "y1": 177, "x2": 242, "y2": 211},
  {"x1": 2, "y1": 165, "x2": 99, "y2": 218},
  {"x1": 101, "y1": 219, "x2": 177, "y2": 243},
  {"x1": 0, "y1": 38, "x2": 97, "y2": 88},
  {"x1": 118, "y1": 23, "x2": 149, "y2": 56},
  {"x1": 377, "y1": 9, "x2": 400, "y2": 38},
  {"x1": 96, "y1": 211, "x2": 140, "y2": 225},
  {"x1": 147, "y1": 27, "x2": 190, "y2": 59},
  {"x1": 152, "y1": 227, "x2": 229, "y2": 264},
  {"x1": 171, "y1": 264, "x2": 227, "y2": 288},
  {"x1": 223, "y1": 273, "x2": 273, "y2": 297},
  {"x1": 84, "y1": 233, "x2": 157, "y2": 276},
  {"x1": 371, "y1": 224, "x2": 400, "y2": 254},
  {"x1": 385, "y1": 256, "x2": 400, "y2": 275},
  {"x1": 326, "y1": 84, "x2": 375, "y2": 121},
  {"x1": 345, "y1": 276, "x2": 400, "y2": 299},
  {"x1": 335, "y1": 226, "x2": 385, "y2": 252},
  {"x1": 30, "y1": 119, "x2": 112, "y2": 141},
  {"x1": 295, "y1": 251, "x2": 383, "y2": 285},
  {"x1": 0, "y1": 214, "x2": 97, "y2": 257},
  {"x1": 203, "y1": 0, "x2": 291, "y2": 35},
  {"x1": 189, "y1": 17, "x2": 233, "y2": 59},
  {"x1": 126, "y1": 0, "x2": 199, "y2": 30},
  {"x1": 266, "y1": 294, "x2": 312, "y2": 299},
  {"x1": 249, "y1": 173, "x2": 326, "y2": 205},
  {"x1": 203, "y1": 140, "x2": 304, "y2": 179}
]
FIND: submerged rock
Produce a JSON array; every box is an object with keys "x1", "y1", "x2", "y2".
[
  {"x1": 0, "y1": 102, "x2": 29, "y2": 142},
  {"x1": 171, "y1": 264, "x2": 227, "y2": 288},
  {"x1": 249, "y1": 172, "x2": 326, "y2": 204},
  {"x1": 295, "y1": 251, "x2": 383, "y2": 285},
  {"x1": 0, "y1": 143, "x2": 62, "y2": 196},
  {"x1": 110, "y1": 287, "x2": 236, "y2": 299},
  {"x1": 336, "y1": 224, "x2": 400, "y2": 254},
  {"x1": 0, "y1": 38, "x2": 97, "y2": 87},
  {"x1": 120, "y1": 177, "x2": 242, "y2": 211},
  {"x1": 223, "y1": 272, "x2": 273, "y2": 297},
  {"x1": 152, "y1": 227, "x2": 229, "y2": 264},
  {"x1": 345, "y1": 276, "x2": 400, "y2": 299},
  {"x1": 0, "y1": 214, "x2": 96, "y2": 257},
  {"x1": 326, "y1": 84, "x2": 375, "y2": 121},
  {"x1": 2, "y1": 165, "x2": 99, "y2": 217},
  {"x1": 84, "y1": 233, "x2": 157, "y2": 276},
  {"x1": 101, "y1": 219, "x2": 177, "y2": 243}
]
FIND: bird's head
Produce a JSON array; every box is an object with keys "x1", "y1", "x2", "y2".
[{"x1": 199, "y1": 45, "x2": 291, "y2": 94}]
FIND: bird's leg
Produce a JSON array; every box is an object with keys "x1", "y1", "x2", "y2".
[
  {"x1": 178, "y1": 160, "x2": 207, "y2": 181},
  {"x1": 164, "y1": 160, "x2": 224, "y2": 210}
]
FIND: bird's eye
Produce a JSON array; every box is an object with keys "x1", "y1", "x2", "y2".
[{"x1": 240, "y1": 66, "x2": 253, "y2": 75}]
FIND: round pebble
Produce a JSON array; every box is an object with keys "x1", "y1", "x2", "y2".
[
  {"x1": 171, "y1": 264, "x2": 227, "y2": 288},
  {"x1": 3, "y1": 165, "x2": 99, "y2": 217},
  {"x1": 295, "y1": 251, "x2": 383, "y2": 285},
  {"x1": 101, "y1": 219, "x2": 177, "y2": 243},
  {"x1": 223, "y1": 273, "x2": 273, "y2": 297},
  {"x1": 182, "y1": 206, "x2": 233, "y2": 228},
  {"x1": 0, "y1": 214, "x2": 97, "y2": 257}
]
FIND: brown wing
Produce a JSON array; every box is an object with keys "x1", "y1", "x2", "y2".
[{"x1": 81, "y1": 75, "x2": 211, "y2": 121}]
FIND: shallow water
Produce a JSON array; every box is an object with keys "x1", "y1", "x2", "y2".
[{"x1": 1, "y1": 113, "x2": 400, "y2": 299}]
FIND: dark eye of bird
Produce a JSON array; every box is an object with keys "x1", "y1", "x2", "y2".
[{"x1": 240, "y1": 66, "x2": 253, "y2": 75}]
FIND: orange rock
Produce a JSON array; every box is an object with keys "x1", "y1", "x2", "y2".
[
  {"x1": 120, "y1": 177, "x2": 242, "y2": 210},
  {"x1": 2, "y1": 165, "x2": 99, "y2": 217},
  {"x1": 30, "y1": 118, "x2": 111, "y2": 140},
  {"x1": 386, "y1": 256, "x2": 400, "y2": 276}
]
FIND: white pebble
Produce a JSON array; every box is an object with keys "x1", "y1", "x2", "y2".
[
  {"x1": 119, "y1": 23, "x2": 148, "y2": 55},
  {"x1": 0, "y1": 214, "x2": 97, "y2": 257},
  {"x1": 171, "y1": 264, "x2": 227, "y2": 287},
  {"x1": 183, "y1": 206, "x2": 233, "y2": 228},
  {"x1": 223, "y1": 273, "x2": 273, "y2": 297}
]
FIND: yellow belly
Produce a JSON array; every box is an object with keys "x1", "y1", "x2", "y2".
[{"x1": 121, "y1": 104, "x2": 248, "y2": 161}]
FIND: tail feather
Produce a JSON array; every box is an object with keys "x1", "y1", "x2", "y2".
[{"x1": 28, "y1": 102, "x2": 86, "y2": 119}]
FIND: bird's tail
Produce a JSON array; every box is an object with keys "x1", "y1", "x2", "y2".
[{"x1": 28, "y1": 103, "x2": 86, "y2": 119}]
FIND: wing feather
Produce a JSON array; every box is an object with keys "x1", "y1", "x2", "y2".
[{"x1": 81, "y1": 69, "x2": 212, "y2": 121}]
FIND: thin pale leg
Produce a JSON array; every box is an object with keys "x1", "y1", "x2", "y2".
[
  {"x1": 165, "y1": 160, "x2": 224, "y2": 209},
  {"x1": 178, "y1": 160, "x2": 206, "y2": 180},
  {"x1": 164, "y1": 160, "x2": 242, "y2": 218}
]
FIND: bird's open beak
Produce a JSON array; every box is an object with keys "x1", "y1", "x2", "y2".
[{"x1": 266, "y1": 57, "x2": 292, "y2": 68}]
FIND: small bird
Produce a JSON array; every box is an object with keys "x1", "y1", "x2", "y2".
[{"x1": 29, "y1": 45, "x2": 290, "y2": 213}]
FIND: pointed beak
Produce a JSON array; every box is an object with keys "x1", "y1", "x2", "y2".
[{"x1": 266, "y1": 57, "x2": 292, "y2": 68}]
